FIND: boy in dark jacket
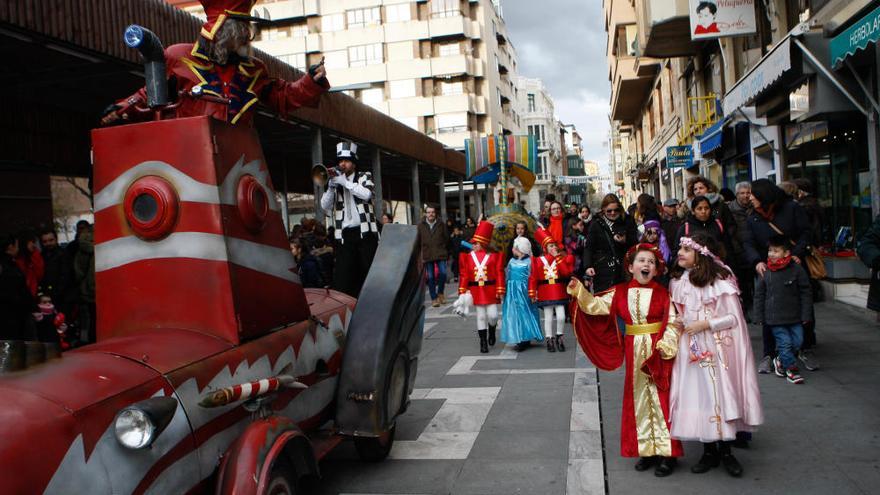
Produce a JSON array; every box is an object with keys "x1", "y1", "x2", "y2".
[{"x1": 754, "y1": 235, "x2": 812, "y2": 384}]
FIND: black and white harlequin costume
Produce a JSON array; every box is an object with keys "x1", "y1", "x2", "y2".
[{"x1": 320, "y1": 141, "x2": 379, "y2": 297}]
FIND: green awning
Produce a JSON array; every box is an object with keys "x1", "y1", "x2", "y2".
[{"x1": 830, "y1": 5, "x2": 880, "y2": 68}]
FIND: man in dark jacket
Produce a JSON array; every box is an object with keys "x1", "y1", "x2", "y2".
[
  {"x1": 1, "y1": 234, "x2": 34, "y2": 341},
  {"x1": 753, "y1": 235, "x2": 813, "y2": 383},
  {"x1": 418, "y1": 205, "x2": 450, "y2": 307},
  {"x1": 39, "y1": 230, "x2": 75, "y2": 318},
  {"x1": 857, "y1": 214, "x2": 880, "y2": 315},
  {"x1": 661, "y1": 198, "x2": 682, "y2": 244}
]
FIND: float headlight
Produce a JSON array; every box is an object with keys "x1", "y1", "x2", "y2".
[{"x1": 113, "y1": 397, "x2": 178, "y2": 450}]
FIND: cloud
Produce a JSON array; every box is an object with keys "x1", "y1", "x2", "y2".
[{"x1": 501, "y1": 0, "x2": 610, "y2": 170}]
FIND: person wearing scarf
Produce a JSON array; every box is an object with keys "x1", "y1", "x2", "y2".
[
  {"x1": 742, "y1": 179, "x2": 813, "y2": 373},
  {"x1": 548, "y1": 201, "x2": 565, "y2": 246},
  {"x1": 567, "y1": 244, "x2": 682, "y2": 476}
]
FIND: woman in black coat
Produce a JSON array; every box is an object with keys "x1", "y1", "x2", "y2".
[
  {"x1": 857, "y1": 214, "x2": 880, "y2": 313},
  {"x1": 743, "y1": 179, "x2": 814, "y2": 371},
  {"x1": 583, "y1": 194, "x2": 637, "y2": 293}
]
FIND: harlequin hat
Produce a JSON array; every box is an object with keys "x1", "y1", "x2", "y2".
[
  {"x1": 199, "y1": 0, "x2": 258, "y2": 41},
  {"x1": 625, "y1": 242, "x2": 666, "y2": 274},
  {"x1": 534, "y1": 227, "x2": 556, "y2": 251},
  {"x1": 336, "y1": 141, "x2": 359, "y2": 163},
  {"x1": 471, "y1": 221, "x2": 494, "y2": 247}
]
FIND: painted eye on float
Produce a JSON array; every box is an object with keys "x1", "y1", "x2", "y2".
[
  {"x1": 123, "y1": 176, "x2": 179, "y2": 241},
  {"x1": 237, "y1": 174, "x2": 269, "y2": 234}
]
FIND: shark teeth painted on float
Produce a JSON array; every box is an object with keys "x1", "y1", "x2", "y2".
[{"x1": 44, "y1": 308, "x2": 350, "y2": 494}]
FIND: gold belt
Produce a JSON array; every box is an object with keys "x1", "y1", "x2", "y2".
[{"x1": 626, "y1": 322, "x2": 662, "y2": 335}]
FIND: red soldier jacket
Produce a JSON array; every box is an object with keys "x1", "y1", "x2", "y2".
[
  {"x1": 458, "y1": 250, "x2": 505, "y2": 305},
  {"x1": 529, "y1": 253, "x2": 574, "y2": 302},
  {"x1": 112, "y1": 42, "x2": 329, "y2": 125}
]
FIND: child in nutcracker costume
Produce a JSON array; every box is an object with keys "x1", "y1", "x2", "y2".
[
  {"x1": 529, "y1": 228, "x2": 574, "y2": 352},
  {"x1": 458, "y1": 220, "x2": 505, "y2": 353},
  {"x1": 567, "y1": 244, "x2": 683, "y2": 477}
]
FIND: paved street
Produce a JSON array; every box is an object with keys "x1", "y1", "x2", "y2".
[{"x1": 314, "y1": 286, "x2": 880, "y2": 495}]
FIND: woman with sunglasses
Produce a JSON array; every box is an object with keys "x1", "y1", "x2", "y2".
[{"x1": 583, "y1": 194, "x2": 638, "y2": 292}]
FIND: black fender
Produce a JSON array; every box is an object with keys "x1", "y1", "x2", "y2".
[{"x1": 334, "y1": 224, "x2": 425, "y2": 436}]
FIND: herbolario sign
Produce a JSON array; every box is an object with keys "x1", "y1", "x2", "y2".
[
  {"x1": 689, "y1": 0, "x2": 758, "y2": 40},
  {"x1": 830, "y1": 4, "x2": 880, "y2": 68}
]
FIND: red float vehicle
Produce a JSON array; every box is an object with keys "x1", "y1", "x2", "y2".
[{"x1": 0, "y1": 24, "x2": 425, "y2": 495}]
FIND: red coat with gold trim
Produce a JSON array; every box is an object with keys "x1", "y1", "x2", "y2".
[
  {"x1": 112, "y1": 42, "x2": 328, "y2": 125},
  {"x1": 528, "y1": 253, "x2": 574, "y2": 302},
  {"x1": 458, "y1": 250, "x2": 505, "y2": 305}
]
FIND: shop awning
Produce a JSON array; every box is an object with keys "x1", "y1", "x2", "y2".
[
  {"x1": 722, "y1": 24, "x2": 811, "y2": 116},
  {"x1": 698, "y1": 118, "x2": 727, "y2": 155},
  {"x1": 830, "y1": 4, "x2": 880, "y2": 68}
]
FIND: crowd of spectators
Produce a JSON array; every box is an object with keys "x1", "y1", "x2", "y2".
[{"x1": 1, "y1": 221, "x2": 95, "y2": 347}]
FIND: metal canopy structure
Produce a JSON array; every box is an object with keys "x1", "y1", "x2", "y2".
[{"x1": 0, "y1": 0, "x2": 465, "y2": 206}]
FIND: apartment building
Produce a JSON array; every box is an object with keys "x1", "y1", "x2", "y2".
[
  {"x1": 171, "y1": 0, "x2": 521, "y2": 151},
  {"x1": 606, "y1": 0, "x2": 880, "y2": 283},
  {"x1": 514, "y1": 77, "x2": 565, "y2": 213}
]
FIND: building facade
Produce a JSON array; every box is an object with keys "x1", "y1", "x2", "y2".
[
  {"x1": 606, "y1": 0, "x2": 880, "y2": 284},
  {"x1": 173, "y1": 0, "x2": 522, "y2": 151},
  {"x1": 515, "y1": 77, "x2": 565, "y2": 213}
]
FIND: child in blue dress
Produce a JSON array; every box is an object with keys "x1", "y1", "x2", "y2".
[{"x1": 501, "y1": 237, "x2": 544, "y2": 351}]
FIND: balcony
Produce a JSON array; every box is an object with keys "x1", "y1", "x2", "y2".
[
  {"x1": 430, "y1": 54, "x2": 476, "y2": 77},
  {"x1": 434, "y1": 94, "x2": 475, "y2": 114},
  {"x1": 260, "y1": 0, "x2": 319, "y2": 21},
  {"x1": 610, "y1": 56, "x2": 653, "y2": 125},
  {"x1": 388, "y1": 96, "x2": 434, "y2": 117},
  {"x1": 678, "y1": 94, "x2": 720, "y2": 145},
  {"x1": 387, "y1": 58, "x2": 430, "y2": 80},
  {"x1": 319, "y1": 25, "x2": 383, "y2": 52},
  {"x1": 255, "y1": 33, "x2": 321, "y2": 55},
  {"x1": 384, "y1": 20, "x2": 429, "y2": 43},
  {"x1": 330, "y1": 63, "x2": 387, "y2": 87},
  {"x1": 636, "y1": 56, "x2": 661, "y2": 77},
  {"x1": 428, "y1": 15, "x2": 476, "y2": 39},
  {"x1": 635, "y1": 0, "x2": 701, "y2": 58}
]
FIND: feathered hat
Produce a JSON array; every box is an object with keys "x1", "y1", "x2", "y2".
[{"x1": 199, "y1": 0, "x2": 258, "y2": 41}]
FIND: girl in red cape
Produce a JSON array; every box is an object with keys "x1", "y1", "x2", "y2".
[{"x1": 567, "y1": 243, "x2": 683, "y2": 477}]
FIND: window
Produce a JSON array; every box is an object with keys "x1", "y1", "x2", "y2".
[
  {"x1": 291, "y1": 23, "x2": 308, "y2": 38},
  {"x1": 440, "y1": 81, "x2": 463, "y2": 95},
  {"x1": 264, "y1": 27, "x2": 288, "y2": 40},
  {"x1": 389, "y1": 79, "x2": 417, "y2": 99},
  {"x1": 386, "y1": 3, "x2": 411, "y2": 23},
  {"x1": 349, "y1": 43, "x2": 383, "y2": 67},
  {"x1": 323, "y1": 50, "x2": 348, "y2": 69},
  {"x1": 431, "y1": 0, "x2": 459, "y2": 18},
  {"x1": 527, "y1": 93, "x2": 535, "y2": 112},
  {"x1": 528, "y1": 124, "x2": 546, "y2": 146},
  {"x1": 436, "y1": 113, "x2": 468, "y2": 133},
  {"x1": 360, "y1": 88, "x2": 384, "y2": 107},
  {"x1": 497, "y1": 87, "x2": 502, "y2": 107},
  {"x1": 347, "y1": 7, "x2": 381, "y2": 28},
  {"x1": 395, "y1": 116, "x2": 420, "y2": 130},
  {"x1": 278, "y1": 53, "x2": 307, "y2": 71},
  {"x1": 322, "y1": 13, "x2": 345, "y2": 32},
  {"x1": 538, "y1": 155, "x2": 548, "y2": 178},
  {"x1": 438, "y1": 42, "x2": 460, "y2": 57}
]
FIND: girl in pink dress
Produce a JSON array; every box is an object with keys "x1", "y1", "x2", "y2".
[{"x1": 668, "y1": 233, "x2": 763, "y2": 477}]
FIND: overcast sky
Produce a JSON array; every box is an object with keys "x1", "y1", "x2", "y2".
[{"x1": 501, "y1": 0, "x2": 610, "y2": 172}]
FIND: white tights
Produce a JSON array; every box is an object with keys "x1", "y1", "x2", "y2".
[
  {"x1": 475, "y1": 304, "x2": 499, "y2": 330},
  {"x1": 542, "y1": 305, "x2": 566, "y2": 338}
]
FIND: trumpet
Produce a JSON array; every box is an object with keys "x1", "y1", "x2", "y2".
[{"x1": 310, "y1": 164, "x2": 342, "y2": 187}]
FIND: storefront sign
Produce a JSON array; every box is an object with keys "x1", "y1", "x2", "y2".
[
  {"x1": 689, "y1": 0, "x2": 757, "y2": 40},
  {"x1": 667, "y1": 146, "x2": 693, "y2": 169},
  {"x1": 830, "y1": 4, "x2": 880, "y2": 68}
]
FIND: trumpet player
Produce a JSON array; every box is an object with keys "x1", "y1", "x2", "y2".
[{"x1": 320, "y1": 141, "x2": 379, "y2": 297}]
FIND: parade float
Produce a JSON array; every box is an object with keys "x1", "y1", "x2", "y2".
[
  {"x1": 465, "y1": 134, "x2": 540, "y2": 246},
  {"x1": 0, "y1": 24, "x2": 425, "y2": 495}
]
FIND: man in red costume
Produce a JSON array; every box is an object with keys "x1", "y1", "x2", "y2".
[
  {"x1": 566, "y1": 244, "x2": 682, "y2": 477},
  {"x1": 458, "y1": 220, "x2": 505, "y2": 353},
  {"x1": 529, "y1": 227, "x2": 574, "y2": 352},
  {"x1": 101, "y1": 0, "x2": 328, "y2": 126}
]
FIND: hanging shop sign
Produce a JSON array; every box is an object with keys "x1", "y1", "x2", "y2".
[
  {"x1": 666, "y1": 146, "x2": 693, "y2": 169},
  {"x1": 689, "y1": 0, "x2": 757, "y2": 40},
  {"x1": 830, "y1": 4, "x2": 880, "y2": 68}
]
